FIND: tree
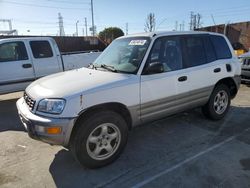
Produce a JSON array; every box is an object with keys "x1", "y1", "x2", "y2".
[
  {"x1": 144, "y1": 13, "x2": 156, "y2": 32},
  {"x1": 99, "y1": 27, "x2": 124, "y2": 44}
]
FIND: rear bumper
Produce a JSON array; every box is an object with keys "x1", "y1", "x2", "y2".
[{"x1": 16, "y1": 97, "x2": 75, "y2": 146}]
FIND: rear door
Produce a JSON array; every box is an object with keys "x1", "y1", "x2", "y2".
[
  {"x1": 175, "y1": 34, "x2": 231, "y2": 109},
  {"x1": 29, "y1": 40, "x2": 61, "y2": 78},
  {"x1": 0, "y1": 40, "x2": 35, "y2": 94}
]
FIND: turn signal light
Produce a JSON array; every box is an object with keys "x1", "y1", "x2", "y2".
[{"x1": 45, "y1": 127, "x2": 62, "y2": 134}]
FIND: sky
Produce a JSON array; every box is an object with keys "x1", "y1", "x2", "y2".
[{"x1": 0, "y1": 0, "x2": 250, "y2": 36}]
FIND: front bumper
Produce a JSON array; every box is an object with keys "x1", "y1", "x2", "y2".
[
  {"x1": 16, "y1": 97, "x2": 75, "y2": 146},
  {"x1": 241, "y1": 68, "x2": 250, "y2": 82}
]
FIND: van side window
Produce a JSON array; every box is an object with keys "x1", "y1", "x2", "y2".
[
  {"x1": 182, "y1": 36, "x2": 206, "y2": 68},
  {"x1": 30, "y1": 41, "x2": 53, "y2": 58},
  {"x1": 146, "y1": 37, "x2": 182, "y2": 73},
  {"x1": 0, "y1": 42, "x2": 28, "y2": 62},
  {"x1": 210, "y1": 35, "x2": 232, "y2": 59}
]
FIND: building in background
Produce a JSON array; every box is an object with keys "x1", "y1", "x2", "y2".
[{"x1": 197, "y1": 21, "x2": 250, "y2": 56}]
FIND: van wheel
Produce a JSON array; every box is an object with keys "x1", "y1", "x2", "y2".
[
  {"x1": 202, "y1": 84, "x2": 231, "y2": 120},
  {"x1": 70, "y1": 111, "x2": 128, "y2": 169}
]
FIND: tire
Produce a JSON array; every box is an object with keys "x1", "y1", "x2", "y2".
[
  {"x1": 202, "y1": 84, "x2": 231, "y2": 120},
  {"x1": 70, "y1": 111, "x2": 128, "y2": 169}
]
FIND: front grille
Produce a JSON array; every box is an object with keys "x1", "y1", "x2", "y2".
[
  {"x1": 24, "y1": 92, "x2": 36, "y2": 110},
  {"x1": 243, "y1": 59, "x2": 250, "y2": 65}
]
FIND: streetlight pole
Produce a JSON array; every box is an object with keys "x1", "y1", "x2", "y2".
[
  {"x1": 85, "y1": 17, "x2": 88, "y2": 36},
  {"x1": 76, "y1": 20, "x2": 79, "y2": 36}
]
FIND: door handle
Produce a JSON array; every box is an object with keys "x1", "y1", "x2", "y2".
[
  {"x1": 214, "y1": 68, "x2": 221, "y2": 73},
  {"x1": 178, "y1": 76, "x2": 187, "y2": 82},
  {"x1": 22, "y1": 64, "x2": 32, "y2": 68}
]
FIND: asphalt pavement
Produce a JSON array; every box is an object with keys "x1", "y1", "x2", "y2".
[{"x1": 0, "y1": 85, "x2": 250, "y2": 188}]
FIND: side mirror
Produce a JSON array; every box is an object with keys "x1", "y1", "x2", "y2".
[{"x1": 144, "y1": 62, "x2": 164, "y2": 74}]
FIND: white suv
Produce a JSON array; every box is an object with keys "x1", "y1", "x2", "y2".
[{"x1": 17, "y1": 31, "x2": 241, "y2": 168}]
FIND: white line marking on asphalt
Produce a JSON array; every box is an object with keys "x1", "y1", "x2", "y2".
[
  {"x1": 132, "y1": 128, "x2": 250, "y2": 188},
  {"x1": 17, "y1": 144, "x2": 26, "y2": 148}
]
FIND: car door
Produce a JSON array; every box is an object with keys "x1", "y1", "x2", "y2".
[
  {"x1": 140, "y1": 36, "x2": 183, "y2": 122},
  {"x1": 29, "y1": 40, "x2": 61, "y2": 78},
  {"x1": 0, "y1": 40, "x2": 35, "y2": 94},
  {"x1": 175, "y1": 34, "x2": 228, "y2": 110}
]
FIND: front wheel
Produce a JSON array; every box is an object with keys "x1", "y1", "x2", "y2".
[
  {"x1": 202, "y1": 84, "x2": 231, "y2": 120},
  {"x1": 70, "y1": 111, "x2": 128, "y2": 169}
]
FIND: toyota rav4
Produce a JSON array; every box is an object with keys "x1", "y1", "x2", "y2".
[{"x1": 17, "y1": 31, "x2": 241, "y2": 168}]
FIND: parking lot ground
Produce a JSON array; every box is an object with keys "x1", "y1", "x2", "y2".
[{"x1": 0, "y1": 85, "x2": 250, "y2": 188}]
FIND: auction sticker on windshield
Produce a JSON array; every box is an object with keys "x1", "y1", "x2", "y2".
[{"x1": 129, "y1": 40, "x2": 147, "y2": 46}]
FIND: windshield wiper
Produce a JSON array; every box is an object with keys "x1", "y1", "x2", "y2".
[
  {"x1": 100, "y1": 64, "x2": 118, "y2": 72},
  {"x1": 88, "y1": 63, "x2": 97, "y2": 69}
]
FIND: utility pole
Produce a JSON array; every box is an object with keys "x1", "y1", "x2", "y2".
[
  {"x1": 126, "y1": 22, "x2": 128, "y2": 35},
  {"x1": 224, "y1": 21, "x2": 230, "y2": 35},
  {"x1": 190, "y1": 12, "x2": 202, "y2": 30},
  {"x1": 190, "y1": 12, "x2": 194, "y2": 30},
  {"x1": 193, "y1": 14, "x2": 197, "y2": 30},
  {"x1": 197, "y1": 14, "x2": 201, "y2": 29},
  {"x1": 85, "y1": 17, "x2": 88, "y2": 36},
  {"x1": 91, "y1": 0, "x2": 95, "y2": 36},
  {"x1": 76, "y1": 20, "x2": 79, "y2": 36},
  {"x1": 211, "y1": 14, "x2": 216, "y2": 25},
  {"x1": 58, "y1": 13, "x2": 65, "y2": 36}
]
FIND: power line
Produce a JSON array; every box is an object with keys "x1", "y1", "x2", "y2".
[
  {"x1": 197, "y1": 4, "x2": 250, "y2": 13},
  {"x1": 2, "y1": 0, "x2": 89, "y2": 10},
  {"x1": 202, "y1": 8, "x2": 250, "y2": 17},
  {"x1": 46, "y1": 0, "x2": 90, "y2": 5}
]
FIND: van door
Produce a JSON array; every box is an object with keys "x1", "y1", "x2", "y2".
[
  {"x1": 29, "y1": 40, "x2": 61, "y2": 78},
  {"x1": 0, "y1": 41, "x2": 35, "y2": 94},
  {"x1": 140, "y1": 36, "x2": 183, "y2": 122}
]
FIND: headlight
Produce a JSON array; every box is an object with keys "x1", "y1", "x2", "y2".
[{"x1": 37, "y1": 99, "x2": 66, "y2": 114}]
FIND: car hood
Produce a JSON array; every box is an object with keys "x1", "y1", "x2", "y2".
[{"x1": 26, "y1": 68, "x2": 135, "y2": 99}]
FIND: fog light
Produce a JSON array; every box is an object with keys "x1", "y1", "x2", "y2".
[{"x1": 45, "y1": 127, "x2": 62, "y2": 134}]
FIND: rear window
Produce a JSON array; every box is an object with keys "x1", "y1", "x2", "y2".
[
  {"x1": 203, "y1": 36, "x2": 217, "y2": 63},
  {"x1": 182, "y1": 36, "x2": 207, "y2": 68},
  {"x1": 30, "y1": 40, "x2": 53, "y2": 58},
  {"x1": 210, "y1": 35, "x2": 232, "y2": 59}
]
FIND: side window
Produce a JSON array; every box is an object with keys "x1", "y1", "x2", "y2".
[
  {"x1": 30, "y1": 41, "x2": 53, "y2": 58},
  {"x1": 146, "y1": 37, "x2": 182, "y2": 73},
  {"x1": 181, "y1": 36, "x2": 206, "y2": 68},
  {"x1": 203, "y1": 36, "x2": 217, "y2": 63},
  {"x1": 0, "y1": 42, "x2": 28, "y2": 62},
  {"x1": 210, "y1": 35, "x2": 232, "y2": 59}
]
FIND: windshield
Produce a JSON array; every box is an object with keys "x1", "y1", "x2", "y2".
[{"x1": 93, "y1": 37, "x2": 151, "y2": 73}]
